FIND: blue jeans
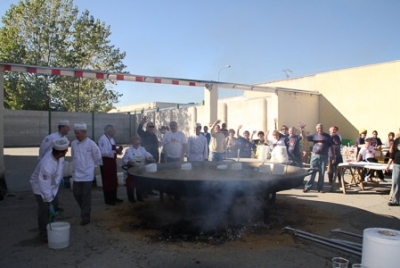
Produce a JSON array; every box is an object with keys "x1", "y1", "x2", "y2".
[
  {"x1": 211, "y1": 152, "x2": 225, "y2": 162},
  {"x1": 305, "y1": 153, "x2": 328, "y2": 191},
  {"x1": 391, "y1": 164, "x2": 400, "y2": 204}
]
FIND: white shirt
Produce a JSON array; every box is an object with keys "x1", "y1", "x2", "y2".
[
  {"x1": 38, "y1": 132, "x2": 63, "y2": 161},
  {"x1": 30, "y1": 152, "x2": 64, "y2": 202},
  {"x1": 98, "y1": 134, "x2": 116, "y2": 158},
  {"x1": 187, "y1": 134, "x2": 208, "y2": 161},
  {"x1": 358, "y1": 145, "x2": 375, "y2": 160},
  {"x1": 71, "y1": 138, "x2": 102, "y2": 182},
  {"x1": 162, "y1": 131, "x2": 187, "y2": 158},
  {"x1": 269, "y1": 138, "x2": 286, "y2": 149},
  {"x1": 122, "y1": 146, "x2": 153, "y2": 179},
  {"x1": 122, "y1": 146, "x2": 153, "y2": 165}
]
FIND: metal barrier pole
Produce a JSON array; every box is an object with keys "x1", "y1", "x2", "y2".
[
  {"x1": 48, "y1": 110, "x2": 52, "y2": 135},
  {"x1": 91, "y1": 111, "x2": 95, "y2": 141},
  {"x1": 128, "y1": 112, "x2": 131, "y2": 141}
]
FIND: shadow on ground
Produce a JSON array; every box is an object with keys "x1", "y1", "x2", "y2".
[{"x1": 0, "y1": 184, "x2": 398, "y2": 268}]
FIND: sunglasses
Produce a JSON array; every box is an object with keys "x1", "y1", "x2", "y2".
[{"x1": 147, "y1": 125, "x2": 155, "y2": 128}]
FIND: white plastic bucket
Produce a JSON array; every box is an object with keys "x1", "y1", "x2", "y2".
[
  {"x1": 46, "y1": 222, "x2": 70, "y2": 249},
  {"x1": 117, "y1": 172, "x2": 125, "y2": 185},
  {"x1": 259, "y1": 164, "x2": 271, "y2": 173},
  {"x1": 272, "y1": 163, "x2": 286, "y2": 175},
  {"x1": 181, "y1": 163, "x2": 192, "y2": 170},
  {"x1": 63, "y1": 161, "x2": 71, "y2": 177},
  {"x1": 216, "y1": 165, "x2": 227, "y2": 170},
  {"x1": 146, "y1": 163, "x2": 157, "y2": 172},
  {"x1": 94, "y1": 165, "x2": 101, "y2": 176},
  {"x1": 95, "y1": 175, "x2": 103, "y2": 187},
  {"x1": 231, "y1": 162, "x2": 242, "y2": 170},
  {"x1": 257, "y1": 145, "x2": 270, "y2": 161}
]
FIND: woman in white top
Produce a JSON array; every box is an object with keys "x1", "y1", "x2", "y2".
[
  {"x1": 269, "y1": 130, "x2": 286, "y2": 150},
  {"x1": 357, "y1": 138, "x2": 385, "y2": 181},
  {"x1": 122, "y1": 136, "x2": 155, "y2": 202},
  {"x1": 269, "y1": 130, "x2": 289, "y2": 162},
  {"x1": 122, "y1": 136, "x2": 155, "y2": 165}
]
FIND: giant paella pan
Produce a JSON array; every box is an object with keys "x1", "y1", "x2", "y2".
[{"x1": 128, "y1": 160, "x2": 315, "y2": 198}]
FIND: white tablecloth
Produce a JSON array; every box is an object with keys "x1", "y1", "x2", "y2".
[{"x1": 339, "y1": 162, "x2": 392, "y2": 171}]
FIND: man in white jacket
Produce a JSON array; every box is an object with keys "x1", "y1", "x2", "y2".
[
  {"x1": 187, "y1": 123, "x2": 208, "y2": 162},
  {"x1": 38, "y1": 119, "x2": 70, "y2": 161},
  {"x1": 71, "y1": 123, "x2": 102, "y2": 226},
  {"x1": 30, "y1": 137, "x2": 69, "y2": 243},
  {"x1": 98, "y1": 124, "x2": 123, "y2": 205}
]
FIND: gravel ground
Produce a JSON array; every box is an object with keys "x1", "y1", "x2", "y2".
[{"x1": 1, "y1": 148, "x2": 399, "y2": 267}]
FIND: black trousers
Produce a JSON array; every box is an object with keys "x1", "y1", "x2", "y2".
[
  {"x1": 363, "y1": 158, "x2": 384, "y2": 179},
  {"x1": 72, "y1": 181, "x2": 92, "y2": 221},
  {"x1": 328, "y1": 155, "x2": 343, "y2": 183},
  {"x1": 34, "y1": 194, "x2": 50, "y2": 237}
]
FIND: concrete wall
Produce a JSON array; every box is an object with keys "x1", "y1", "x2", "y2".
[
  {"x1": 242, "y1": 90, "x2": 319, "y2": 134},
  {"x1": 225, "y1": 98, "x2": 267, "y2": 133},
  {"x1": 3, "y1": 110, "x2": 133, "y2": 146},
  {"x1": 258, "y1": 60, "x2": 400, "y2": 144},
  {"x1": 3, "y1": 88, "x2": 321, "y2": 147},
  {"x1": 278, "y1": 90, "x2": 320, "y2": 131},
  {"x1": 5, "y1": 90, "x2": 316, "y2": 147},
  {"x1": 316, "y1": 61, "x2": 400, "y2": 141}
]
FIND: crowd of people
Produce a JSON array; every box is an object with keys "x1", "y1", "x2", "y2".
[{"x1": 30, "y1": 118, "x2": 400, "y2": 243}]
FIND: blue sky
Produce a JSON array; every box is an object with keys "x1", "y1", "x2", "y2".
[{"x1": 1, "y1": 0, "x2": 400, "y2": 107}]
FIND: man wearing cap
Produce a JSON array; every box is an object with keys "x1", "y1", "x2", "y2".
[
  {"x1": 187, "y1": 123, "x2": 208, "y2": 162},
  {"x1": 137, "y1": 116, "x2": 159, "y2": 163},
  {"x1": 38, "y1": 119, "x2": 70, "y2": 161},
  {"x1": 98, "y1": 124, "x2": 124, "y2": 205},
  {"x1": 71, "y1": 123, "x2": 102, "y2": 225},
  {"x1": 30, "y1": 137, "x2": 69, "y2": 243},
  {"x1": 137, "y1": 116, "x2": 160, "y2": 196},
  {"x1": 356, "y1": 128, "x2": 367, "y2": 155}
]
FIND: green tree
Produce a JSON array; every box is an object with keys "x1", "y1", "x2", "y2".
[{"x1": 0, "y1": 0, "x2": 126, "y2": 112}]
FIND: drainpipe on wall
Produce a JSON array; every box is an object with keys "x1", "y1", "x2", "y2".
[
  {"x1": 91, "y1": 111, "x2": 95, "y2": 141},
  {"x1": 128, "y1": 112, "x2": 131, "y2": 141},
  {"x1": 48, "y1": 110, "x2": 52, "y2": 135}
]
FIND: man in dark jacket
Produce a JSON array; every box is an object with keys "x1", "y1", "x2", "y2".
[
  {"x1": 137, "y1": 116, "x2": 159, "y2": 163},
  {"x1": 137, "y1": 116, "x2": 159, "y2": 196}
]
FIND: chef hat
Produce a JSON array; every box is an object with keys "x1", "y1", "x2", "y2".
[
  {"x1": 53, "y1": 137, "x2": 69, "y2": 151},
  {"x1": 74, "y1": 123, "x2": 87, "y2": 130},
  {"x1": 58, "y1": 119, "x2": 69, "y2": 126}
]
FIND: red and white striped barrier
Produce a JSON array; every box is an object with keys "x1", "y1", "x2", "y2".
[{"x1": 0, "y1": 62, "x2": 318, "y2": 94}]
